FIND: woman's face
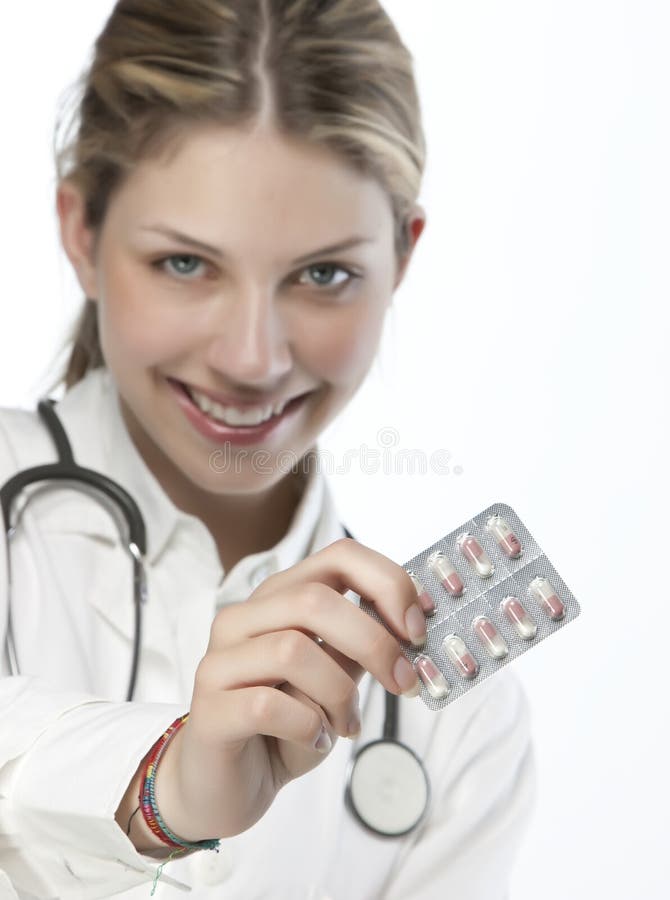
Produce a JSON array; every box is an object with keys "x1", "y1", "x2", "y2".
[{"x1": 60, "y1": 124, "x2": 425, "y2": 497}]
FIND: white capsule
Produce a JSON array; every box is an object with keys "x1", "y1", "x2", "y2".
[
  {"x1": 485, "y1": 515, "x2": 523, "y2": 559},
  {"x1": 414, "y1": 654, "x2": 451, "y2": 699},
  {"x1": 528, "y1": 576, "x2": 565, "y2": 620},
  {"x1": 426, "y1": 551, "x2": 465, "y2": 596},
  {"x1": 457, "y1": 533, "x2": 494, "y2": 578},
  {"x1": 471, "y1": 615, "x2": 509, "y2": 659},
  {"x1": 500, "y1": 596, "x2": 537, "y2": 640},
  {"x1": 442, "y1": 634, "x2": 480, "y2": 679}
]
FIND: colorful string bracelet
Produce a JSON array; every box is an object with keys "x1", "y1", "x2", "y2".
[{"x1": 138, "y1": 713, "x2": 221, "y2": 854}]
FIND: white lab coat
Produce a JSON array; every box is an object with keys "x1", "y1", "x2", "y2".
[{"x1": 0, "y1": 368, "x2": 537, "y2": 900}]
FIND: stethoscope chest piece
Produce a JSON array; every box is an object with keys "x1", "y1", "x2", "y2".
[{"x1": 344, "y1": 737, "x2": 430, "y2": 838}]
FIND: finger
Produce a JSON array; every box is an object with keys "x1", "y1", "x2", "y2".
[
  {"x1": 273, "y1": 680, "x2": 341, "y2": 779},
  {"x1": 278, "y1": 678, "x2": 361, "y2": 739},
  {"x1": 190, "y1": 683, "x2": 333, "y2": 757},
  {"x1": 195, "y1": 632, "x2": 360, "y2": 737},
  {"x1": 250, "y1": 537, "x2": 427, "y2": 649},
  {"x1": 316, "y1": 638, "x2": 365, "y2": 687},
  {"x1": 208, "y1": 581, "x2": 421, "y2": 698}
]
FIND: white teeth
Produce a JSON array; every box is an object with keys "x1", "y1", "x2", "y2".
[{"x1": 189, "y1": 388, "x2": 290, "y2": 426}]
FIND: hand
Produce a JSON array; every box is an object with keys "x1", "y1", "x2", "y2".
[{"x1": 154, "y1": 537, "x2": 426, "y2": 841}]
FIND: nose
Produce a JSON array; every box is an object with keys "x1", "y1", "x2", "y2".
[{"x1": 204, "y1": 284, "x2": 293, "y2": 386}]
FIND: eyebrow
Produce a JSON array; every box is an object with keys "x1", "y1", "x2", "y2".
[{"x1": 138, "y1": 225, "x2": 375, "y2": 265}]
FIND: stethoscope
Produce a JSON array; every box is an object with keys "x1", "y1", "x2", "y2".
[{"x1": 0, "y1": 397, "x2": 430, "y2": 839}]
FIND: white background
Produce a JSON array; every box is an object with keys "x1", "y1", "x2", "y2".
[{"x1": 0, "y1": 1, "x2": 667, "y2": 897}]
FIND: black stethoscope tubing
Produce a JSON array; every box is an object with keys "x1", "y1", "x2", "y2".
[
  {"x1": 0, "y1": 397, "x2": 430, "y2": 837},
  {"x1": 0, "y1": 398, "x2": 148, "y2": 702}
]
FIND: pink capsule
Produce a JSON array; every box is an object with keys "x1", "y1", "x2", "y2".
[
  {"x1": 442, "y1": 634, "x2": 480, "y2": 679},
  {"x1": 407, "y1": 571, "x2": 437, "y2": 616},
  {"x1": 414, "y1": 654, "x2": 451, "y2": 699},
  {"x1": 426, "y1": 551, "x2": 465, "y2": 597},
  {"x1": 500, "y1": 596, "x2": 537, "y2": 640},
  {"x1": 471, "y1": 615, "x2": 509, "y2": 659},
  {"x1": 528, "y1": 576, "x2": 565, "y2": 621},
  {"x1": 485, "y1": 515, "x2": 523, "y2": 559},
  {"x1": 456, "y1": 533, "x2": 494, "y2": 578}
]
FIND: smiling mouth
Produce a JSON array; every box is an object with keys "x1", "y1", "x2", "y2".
[{"x1": 170, "y1": 378, "x2": 311, "y2": 429}]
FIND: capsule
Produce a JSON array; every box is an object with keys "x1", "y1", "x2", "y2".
[
  {"x1": 414, "y1": 654, "x2": 451, "y2": 699},
  {"x1": 527, "y1": 576, "x2": 565, "y2": 621},
  {"x1": 500, "y1": 596, "x2": 537, "y2": 640},
  {"x1": 442, "y1": 634, "x2": 480, "y2": 679},
  {"x1": 471, "y1": 615, "x2": 509, "y2": 659},
  {"x1": 485, "y1": 515, "x2": 523, "y2": 559},
  {"x1": 426, "y1": 551, "x2": 465, "y2": 597},
  {"x1": 456, "y1": 533, "x2": 494, "y2": 578},
  {"x1": 407, "y1": 571, "x2": 437, "y2": 616}
]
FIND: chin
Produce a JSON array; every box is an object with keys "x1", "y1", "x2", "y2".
[{"x1": 185, "y1": 446, "x2": 306, "y2": 495}]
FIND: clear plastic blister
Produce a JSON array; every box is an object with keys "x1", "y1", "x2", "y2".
[{"x1": 359, "y1": 501, "x2": 581, "y2": 711}]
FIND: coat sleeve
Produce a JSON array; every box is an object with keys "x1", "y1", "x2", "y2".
[
  {"x1": 0, "y1": 415, "x2": 198, "y2": 899},
  {"x1": 0, "y1": 683, "x2": 197, "y2": 899},
  {"x1": 382, "y1": 670, "x2": 538, "y2": 900}
]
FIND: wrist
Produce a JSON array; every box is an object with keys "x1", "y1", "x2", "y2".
[
  {"x1": 116, "y1": 751, "x2": 174, "y2": 858},
  {"x1": 152, "y1": 721, "x2": 209, "y2": 843},
  {"x1": 140, "y1": 714, "x2": 220, "y2": 851}
]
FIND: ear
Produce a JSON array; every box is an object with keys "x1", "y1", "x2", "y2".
[
  {"x1": 56, "y1": 180, "x2": 100, "y2": 301},
  {"x1": 393, "y1": 203, "x2": 427, "y2": 291}
]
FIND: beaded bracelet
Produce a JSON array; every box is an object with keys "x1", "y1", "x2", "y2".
[{"x1": 138, "y1": 713, "x2": 221, "y2": 854}]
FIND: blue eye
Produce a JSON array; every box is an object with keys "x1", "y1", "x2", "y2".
[
  {"x1": 298, "y1": 263, "x2": 356, "y2": 289},
  {"x1": 152, "y1": 254, "x2": 206, "y2": 279}
]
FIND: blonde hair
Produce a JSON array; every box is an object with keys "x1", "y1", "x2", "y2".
[{"x1": 53, "y1": 0, "x2": 426, "y2": 390}]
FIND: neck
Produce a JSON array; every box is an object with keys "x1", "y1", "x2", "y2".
[
  {"x1": 119, "y1": 400, "x2": 309, "y2": 571},
  {"x1": 166, "y1": 468, "x2": 307, "y2": 572}
]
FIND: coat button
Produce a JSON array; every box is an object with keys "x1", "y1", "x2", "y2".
[
  {"x1": 248, "y1": 557, "x2": 276, "y2": 589},
  {"x1": 192, "y1": 845, "x2": 234, "y2": 886}
]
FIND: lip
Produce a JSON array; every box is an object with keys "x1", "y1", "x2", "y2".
[
  {"x1": 167, "y1": 378, "x2": 311, "y2": 446},
  {"x1": 170, "y1": 378, "x2": 298, "y2": 412}
]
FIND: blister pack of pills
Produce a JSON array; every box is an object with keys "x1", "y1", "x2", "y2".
[{"x1": 360, "y1": 502, "x2": 581, "y2": 711}]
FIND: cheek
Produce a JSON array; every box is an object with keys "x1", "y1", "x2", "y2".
[
  {"x1": 96, "y1": 263, "x2": 194, "y2": 364},
  {"x1": 296, "y1": 303, "x2": 387, "y2": 385}
]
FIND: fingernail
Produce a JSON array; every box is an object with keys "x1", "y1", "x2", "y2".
[
  {"x1": 347, "y1": 709, "x2": 361, "y2": 738},
  {"x1": 402, "y1": 679, "x2": 421, "y2": 698},
  {"x1": 405, "y1": 603, "x2": 427, "y2": 647},
  {"x1": 314, "y1": 725, "x2": 332, "y2": 754},
  {"x1": 394, "y1": 654, "x2": 420, "y2": 696}
]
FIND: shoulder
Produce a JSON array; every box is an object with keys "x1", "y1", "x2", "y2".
[
  {"x1": 0, "y1": 368, "x2": 111, "y2": 477},
  {"x1": 0, "y1": 403, "x2": 51, "y2": 475}
]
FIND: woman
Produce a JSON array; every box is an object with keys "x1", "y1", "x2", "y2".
[{"x1": 0, "y1": 1, "x2": 536, "y2": 897}]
